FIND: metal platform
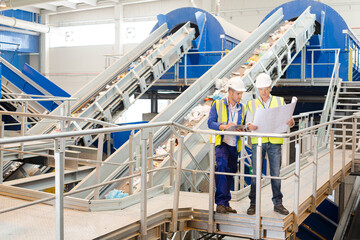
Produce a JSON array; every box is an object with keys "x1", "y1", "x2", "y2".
[{"x1": 0, "y1": 148, "x2": 353, "y2": 239}]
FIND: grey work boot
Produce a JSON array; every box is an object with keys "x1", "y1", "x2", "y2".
[
  {"x1": 274, "y1": 204, "x2": 289, "y2": 215},
  {"x1": 225, "y1": 206, "x2": 237, "y2": 213},
  {"x1": 247, "y1": 204, "x2": 256, "y2": 215},
  {"x1": 216, "y1": 205, "x2": 227, "y2": 214}
]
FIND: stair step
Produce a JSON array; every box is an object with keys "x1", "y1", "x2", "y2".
[
  {"x1": 335, "y1": 109, "x2": 360, "y2": 112},
  {"x1": 341, "y1": 86, "x2": 360, "y2": 89},
  {"x1": 337, "y1": 103, "x2": 360, "y2": 106},
  {"x1": 339, "y1": 92, "x2": 360, "y2": 95},
  {"x1": 338, "y1": 97, "x2": 360, "y2": 100}
]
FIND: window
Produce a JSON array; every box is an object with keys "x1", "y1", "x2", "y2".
[
  {"x1": 123, "y1": 20, "x2": 157, "y2": 44},
  {"x1": 50, "y1": 23, "x2": 115, "y2": 48}
]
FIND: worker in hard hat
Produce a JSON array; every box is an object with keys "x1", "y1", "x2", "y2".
[
  {"x1": 207, "y1": 76, "x2": 247, "y2": 214},
  {"x1": 246, "y1": 73, "x2": 294, "y2": 216}
]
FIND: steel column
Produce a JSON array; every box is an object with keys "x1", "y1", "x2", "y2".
[
  {"x1": 148, "y1": 131, "x2": 153, "y2": 188},
  {"x1": 54, "y1": 138, "x2": 65, "y2": 240},
  {"x1": 129, "y1": 131, "x2": 134, "y2": 195},
  {"x1": 255, "y1": 138, "x2": 262, "y2": 239},
  {"x1": 329, "y1": 130, "x2": 334, "y2": 194},
  {"x1": 140, "y1": 130, "x2": 148, "y2": 239},
  {"x1": 342, "y1": 125, "x2": 346, "y2": 181},
  {"x1": 352, "y1": 118, "x2": 357, "y2": 172},
  {"x1": 172, "y1": 136, "x2": 183, "y2": 233},
  {"x1": 94, "y1": 133, "x2": 104, "y2": 200},
  {"x1": 19, "y1": 101, "x2": 26, "y2": 159},
  {"x1": 208, "y1": 142, "x2": 215, "y2": 233},
  {"x1": 294, "y1": 141, "x2": 301, "y2": 232},
  {"x1": 0, "y1": 121, "x2": 3, "y2": 184},
  {"x1": 312, "y1": 134, "x2": 318, "y2": 212},
  {"x1": 301, "y1": 46, "x2": 306, "y2": 82},
  {"x1": 169, "y1": 139, "x2": 174, "y2": 187}
]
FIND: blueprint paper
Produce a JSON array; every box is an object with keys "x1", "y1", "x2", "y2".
[{"x1": 253, "y1": 97, "x2": 297, "y2": 133}]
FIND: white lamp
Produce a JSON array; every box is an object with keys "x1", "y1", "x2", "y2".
[{"x1": 0, "y1": 0, "x2": 6, "y2": 8}]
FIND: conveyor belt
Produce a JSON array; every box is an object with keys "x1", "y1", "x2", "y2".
[
  {"x1": 70, "y1": 7, "x2": 316, "y2": 199},
  {"x1": 28, "y1": 22, "x2": 195, "y2": 143},
  {"x1": 1, "y1": 22, "x2": 195, "y2": 185}
]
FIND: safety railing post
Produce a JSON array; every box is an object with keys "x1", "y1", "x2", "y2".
[
  {"x1": 172, "y1": 136, "x2": 183, "y2": 233},
  {"x1": 240, "y1": 136, "x2": 245, "y2": 190},
  {"x1": 129, "y1": 131, "x2": 134, "y2": 195},
  {"x1": 310, "y1": 116, "x2": 314, "y2": 150},
  {"x1": 303, "y1": 117, "x2": 308, "y2": 154},
  {"x1": 140, "y1": 129, "x2": 148, "y2": 239},
  {"x1": 184, "y1": 53, "x2": 187, "y2": 85},
  {"x1": 54, "y1": 138, "x2": 65, "y2": 240},
  {"x1": 311, "y1": 50, "x2": 314, "y2": 84},
  {"x1": 19, "y1": 101, "x2": 25, "y2": 159},
  {"x1": 352, "y1": 117, "x2": 357, "y2": 172},
  {"x1": 311, "y1": 134, "x2": 318, "y2": 212},
  {"x1": 329, "y1": 130, "x2": 334, "y2": 194},
  {"x1": 0, "y1": 120, "x2": 4, "y2": 184},
  {"x1": 94, "y1": 133, "x2": 104, "y2": 200},
  {"x1": 294, "y1": 139, "x2": 301, "y2": 233},
  {"x1": 148, "y1": 131, "x2": 153, "y2": 188},
  {"x1": 208, "y1": 141, "x2": 215, "y2": 233},
  {"x1": 342, "y1": 125, "x2": 346, "y2": 181},
  {"x1": 169, "y1": 139, "x2": 174, "y2": 187},
  {"x1": 255, "y1": 138, "x2": 262, "y2": 239},
  {"x1": 299, "y1": 119, "x2": 303, "y2": 158}
]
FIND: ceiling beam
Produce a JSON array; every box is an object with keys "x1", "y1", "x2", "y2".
[
  {"x1": 33, "y1": 3, "x2": 57, "y2": 11},
  {"x1": 52, "y1": 1, "x2": 77, "y2": 9},
  {"x1": 18, "y1": 6, "x2": 41, "y2": 14},
  {"x1": 120, "y1": 0, "x2": 160, "y2": 5},
  {"x1": 78, "y1": 0, "x2": 97, "y2": 6},
  {"x1": 43, "y1": 1, "x2": 114, "y2": 15}
]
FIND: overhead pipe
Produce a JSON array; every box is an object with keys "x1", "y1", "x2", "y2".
[
  {"x1": 0, "y1": 15, "x2": 56, "y2": 33},
  {"x1": 215, "y1": 0, "x2": 220, "y2": 15}
]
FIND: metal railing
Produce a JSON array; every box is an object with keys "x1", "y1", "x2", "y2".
[{"x1": 0, "y1": 110, "x2": 359, "y2": 239}]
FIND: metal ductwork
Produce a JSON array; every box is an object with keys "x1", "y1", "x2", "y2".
[{"x1": 0, "y1": 15, "x2": 55, "y2": 33}]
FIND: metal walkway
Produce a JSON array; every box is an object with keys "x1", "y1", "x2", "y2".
[{"x1": 0, "y1": 147, "x2": 353, "y2": 239}]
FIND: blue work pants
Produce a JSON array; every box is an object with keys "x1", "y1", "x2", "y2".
[
  {"x1": 215, "y1": 142, "x2": 238, "y2": 206},
  {"x1": 249, "y1": 142, "x2": 283, "y2": 206}
]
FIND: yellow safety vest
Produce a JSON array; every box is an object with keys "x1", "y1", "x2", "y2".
[
  {"x1": 211, "y1": 99, "x2": 247, "y2": 152},
  {"x1": 247, "y1": 96, "x2": 285, "y2": 144}
]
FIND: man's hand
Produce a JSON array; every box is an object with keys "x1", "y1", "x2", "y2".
[
  {"x1": 286, "y1": 118, "x2": 295, "y2": 127},
  {"x1": 219, "y1": 122, "x2": 236, "y2": 131},
  {"x1": 247, "y1": 123, "x2": 258, "y2": 131}
]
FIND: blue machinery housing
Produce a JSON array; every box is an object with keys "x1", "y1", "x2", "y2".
[
  {"x1": 151, "y1": 7, "x2": 250, "y2": 79},
  {"x1": 263, "y1": 0, "x2": 359, "y2": 82},
  {"x1": 150, "y1": 0, "x2": 360, "y2": 83}
]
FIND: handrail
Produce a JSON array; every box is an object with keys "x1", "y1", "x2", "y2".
[
  {"x1": 0, "y1": 111, "x2": 357, "y2": 145},
  {"x1": 0, "y1": 110, "x2": 358, "y2": 239},
  {"x1": 0, "y1": 111, "x2": 118, "y2": 128}
]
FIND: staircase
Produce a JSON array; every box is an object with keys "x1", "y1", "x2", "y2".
[
  {"x1": 298, "y1": 198, "x2": 338, "y2": 240},
  {"x1": 331, "y1": 81, "x2": 360, "y2": 172}
]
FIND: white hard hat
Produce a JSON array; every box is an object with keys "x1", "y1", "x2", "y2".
[
  {"x1": 255, "y1": 73, "x2": 272, "y2": 88},
  {"x1": 227, "y1": 76, "x2": 246, "y2": 92}
]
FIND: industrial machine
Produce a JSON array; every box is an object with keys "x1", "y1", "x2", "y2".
[{"x1": 1, "y1": 0, "x2": 360, "y2": 239}]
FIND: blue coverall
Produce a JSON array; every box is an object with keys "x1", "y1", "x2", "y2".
[{"x1": 207, "y1": 98, "x2": 246, "y2": 207}]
